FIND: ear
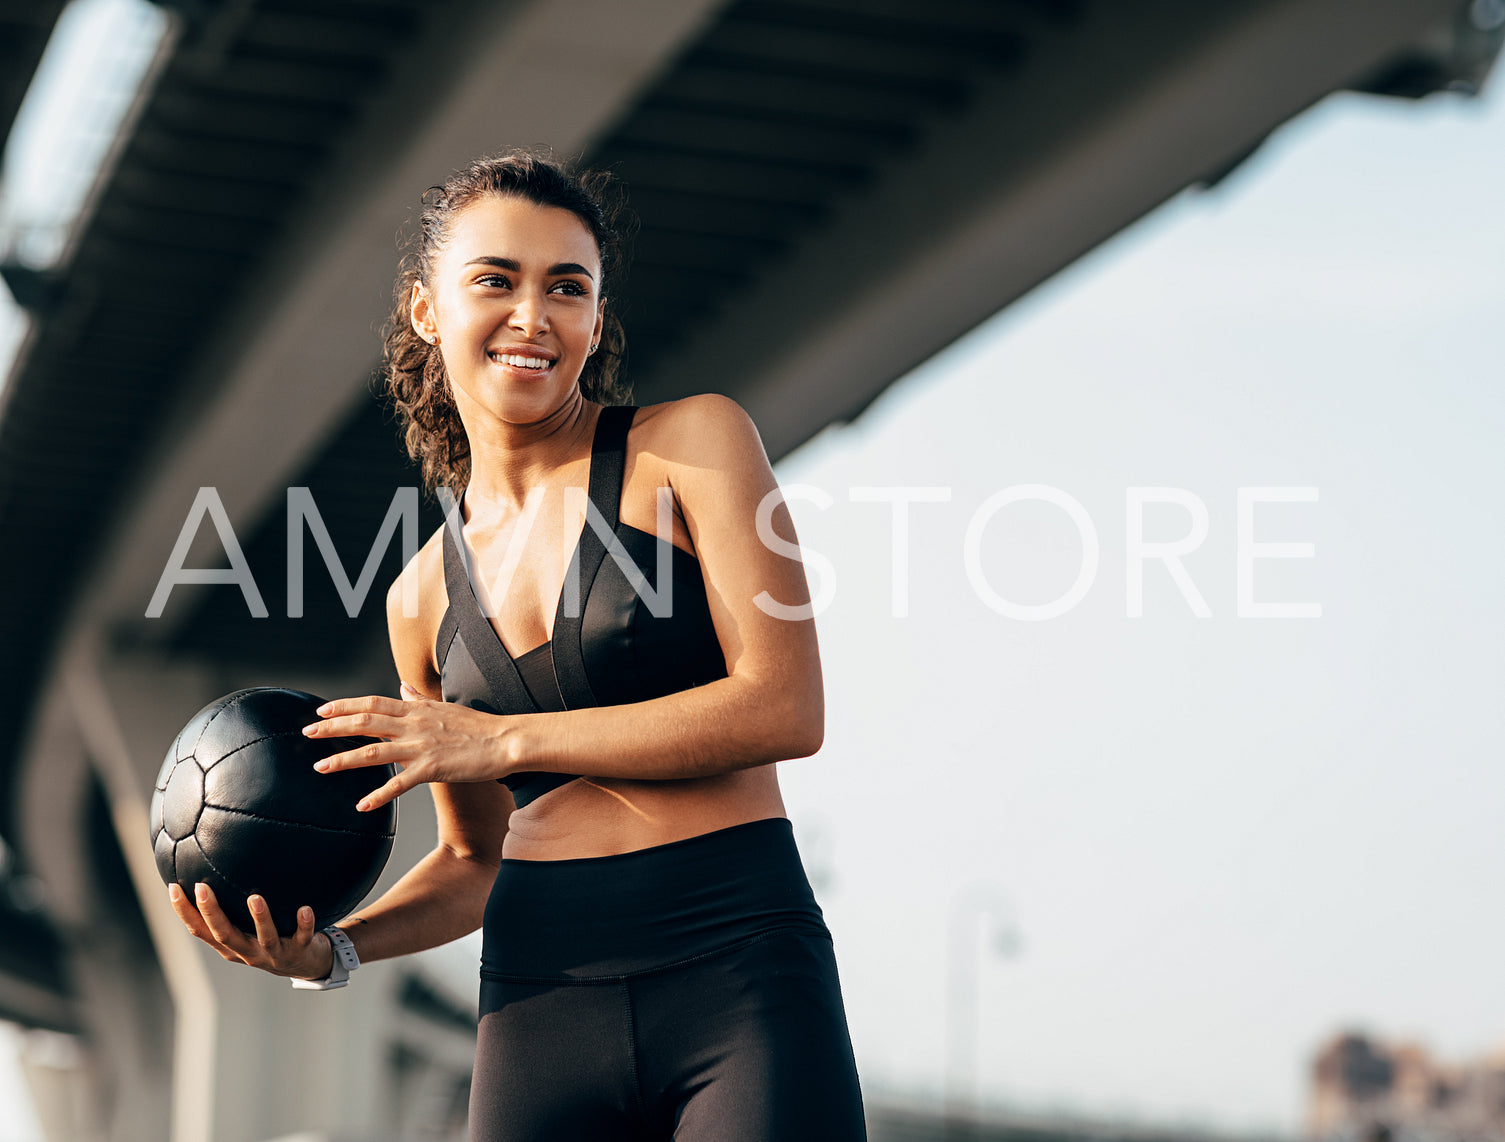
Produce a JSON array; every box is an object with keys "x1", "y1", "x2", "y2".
[
  {"x1": 410, "y1": 280, "x2": 437, "y2": 344},
  {"x1": 591, "y1": 299, "x2": 605, "y2": 350}
]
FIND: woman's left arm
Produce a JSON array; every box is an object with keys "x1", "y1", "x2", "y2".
[
  {"x1": 308, "y1": 395, "x2": 824, "y2": 811},
  {"x1": 525, "y1": 392, "x2": 824, "y2": 778}
]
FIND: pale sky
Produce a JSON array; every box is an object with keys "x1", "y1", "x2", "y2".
[
  {"x1": 769, "y1": 77, "x2": 1505, "y2": 1134},
  {"x1": 5, "y1": 23, "x2": 1505, "y2": 1142}
]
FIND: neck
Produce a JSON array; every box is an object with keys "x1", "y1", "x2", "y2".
[{"x1": 460, "y1": 390, "x2": 599, "y2": 515}]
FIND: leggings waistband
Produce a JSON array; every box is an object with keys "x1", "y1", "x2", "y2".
[{"x1": 480, "y1": 816, "x2": 829, "y2": 981}]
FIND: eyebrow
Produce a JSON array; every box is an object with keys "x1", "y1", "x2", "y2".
[{"x1": 463, "y1": 255, "x2": 595, "y2": 280}]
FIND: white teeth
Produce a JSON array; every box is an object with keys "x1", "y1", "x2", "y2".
[{"x1": 493, "y1": 352, "x2": 553, "y2": 369}]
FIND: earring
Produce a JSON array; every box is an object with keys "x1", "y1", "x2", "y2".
[{"x1": 588, "y1": 343, "x2": 598, "y2": 355}]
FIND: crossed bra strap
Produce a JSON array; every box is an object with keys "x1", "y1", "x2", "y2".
[
  {"x1": 439, "y1": 404, "x2": 638, "y2": 715},
  {"x1": 553, "y1": 403, "x2": 635, "y2": 708}
]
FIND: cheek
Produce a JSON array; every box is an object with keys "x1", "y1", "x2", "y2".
[
  {"x1": 441, "y1": 306, "x2": 503, "y2": 351},
  {"x1": 451, "y1": 303, "x2": 492, "y2": 333},
  {"x1": 574, "y1": 305, "x2": 604, "y2": 340}
]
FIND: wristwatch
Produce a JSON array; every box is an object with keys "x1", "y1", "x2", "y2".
[{"x1": 291, "y1": 926, "x2": 360, "y2": 991}]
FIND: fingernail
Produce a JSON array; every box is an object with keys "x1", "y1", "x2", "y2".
[
  {"x1": 250, "y1": 896, "x2": 263, "y2": 913},
  {"x1": 357, "y1": 799, "x2": 371, "y2": 812},
  {"x1": 168, "y1": 884, "x2": 181, "y2": 902},
  {"x1": 313, "y1": 760, "x2": 329, "y2": 772},
  {"x1": 300, "y1": 907, "x2": 313, "y2": 924},
  {"x1": 316, "y1": 704, "x2": 331, "y2": 715},
  {"x1": 301, "y1": 724, "x2": 316, "y2": 736},
  {"x1": 194, "y1": 883, "x2": 208, "y2": 901}
]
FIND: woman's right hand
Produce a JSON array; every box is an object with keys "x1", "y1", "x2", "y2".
[{"x1": 167, "y1": 881, "x2": 334, "y2": 982}]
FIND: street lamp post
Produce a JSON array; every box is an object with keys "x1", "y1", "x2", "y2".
[{"x1": 945, "y1": 882, "x2": 1023, "y2": 1141}]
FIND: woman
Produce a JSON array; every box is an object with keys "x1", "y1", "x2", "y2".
[{"x1": 168, "y1": 149, "x2": 868, "y2": 1140}]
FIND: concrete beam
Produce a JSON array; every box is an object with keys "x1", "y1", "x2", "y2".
[
  {"x1": 82, "y1": 0, "x2": 731, "y2": 641},
  {"x1": 633, "y1": 0, "x2": 1466, "y2": 461},
  {"x1": 17, "y1": 674, "x2": 174, "y2": 1142},
  {"x1": 64, "y1": 646, "x2": 218, "y2": 1142}
]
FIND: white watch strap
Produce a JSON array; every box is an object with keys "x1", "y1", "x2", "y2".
[{"x1": 291, "y1": 926, "x2": 359, "y2": 991}]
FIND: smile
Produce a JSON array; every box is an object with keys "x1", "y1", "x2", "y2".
[{"x1": 489, "y1": 351, "x2": 555, "y2": 371}]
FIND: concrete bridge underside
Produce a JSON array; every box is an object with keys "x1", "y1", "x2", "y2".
[{"x1": 0, "y1": 0, "x2": 1497, "y2": 1138}]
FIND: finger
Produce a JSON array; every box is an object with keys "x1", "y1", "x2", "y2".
[
  {"x1": 168, "y1": 883, "x2": 216, "y2": 942},
  {"x1": 291, "y1": 906, "x2": 329, "y2": 978},
  {"x1": 303, "y1": 710, "x2": 406, "y2": 743},
  {"x1": 312, "y1": 695, "x2": 409, "y2": 720},
  {"x1": 357, "y1": 768, "x2": 418, "y2": 813},
  {"x1": 302, "y1": 710, "x2": 406, "y2": 737},
  {"x1": 313, "y1": 737, "x2": 411, "y2": 774},
  {"x1": 247, "y1": 894, "x2": 280, "y2": 951},
  {"x1": 194, "y1": 883, "x2": 253, "y2": 953},
  {"x1": 293, "y1": 904, "x2": 316, "y2": 949}
]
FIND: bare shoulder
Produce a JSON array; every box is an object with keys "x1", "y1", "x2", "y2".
[
  {"x1": 629, "y1": 394, "x2": 769, "y2": 472},
  {"x1": 384, "y1": 519, "x2": 449, "y2": 696}
]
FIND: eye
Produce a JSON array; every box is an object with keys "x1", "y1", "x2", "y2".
[{"x1": 472, "y1": 275, "x2": 588, "y2": 295}]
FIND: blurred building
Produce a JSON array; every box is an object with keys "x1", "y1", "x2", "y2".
[
  {"x1": 865, "y1": 1092, "x2": 1286, "y2": 1142},
  {"x1": 1308, "y1": 1031, "x2": 1505, "y2": 1142},
  {"x1": 1, "y1": 0, "x2": 1501, "y2": 1139}
]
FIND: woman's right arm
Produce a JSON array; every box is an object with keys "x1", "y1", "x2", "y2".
[{"x1": 168, "y1": 547, "x2": 513, "y2": 981}]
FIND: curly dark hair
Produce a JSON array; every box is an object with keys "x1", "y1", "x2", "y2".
[{"x1": 379, "y1": 146, "x2": 635, "y2": 497}]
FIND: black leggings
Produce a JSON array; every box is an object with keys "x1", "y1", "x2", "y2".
[{"x1": 468, "y1": 817, "x2": 868, "y2": 1141}]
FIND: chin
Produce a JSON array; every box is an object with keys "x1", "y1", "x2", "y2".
[{"x1": 494, "y1": 385, "x2": 579, "y2": 423}]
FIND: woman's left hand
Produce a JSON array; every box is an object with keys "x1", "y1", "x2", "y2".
[{"x1": 303, "y1": 683, "x2": 520, "y2": 812}]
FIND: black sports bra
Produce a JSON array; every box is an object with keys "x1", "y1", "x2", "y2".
[{"x1": 437, "y1": 404, "x2": 728, "y2": 808}]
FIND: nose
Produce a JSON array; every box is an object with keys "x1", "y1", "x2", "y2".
[{"x1": 508, "y1": 286, "x2": 549, "y2": 338}]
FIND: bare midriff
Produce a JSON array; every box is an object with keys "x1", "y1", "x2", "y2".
[{"x1": 497, "y1": 764, "x2": 788, "y2": 861}]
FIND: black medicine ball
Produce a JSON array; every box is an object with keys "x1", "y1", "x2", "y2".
[{"x1": 150, "y1": 687, "x2": 398, "y2": 937}]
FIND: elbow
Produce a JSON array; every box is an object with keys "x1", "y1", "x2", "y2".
[
  {"x1": 789, "y1": 723, "x2": 823, "y2": 761},
  {"x1": 438, "y1": 838, "x2": 503, "y2": 874},
  {"x1": 776, "y1": 695, "x2": 824, "y2": 761},
  {"x1": 734, "y1": 669, "x2": 824, "y2": 762}
]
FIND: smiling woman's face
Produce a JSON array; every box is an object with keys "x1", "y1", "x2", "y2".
[{"x1": 411, "y1": 193, "x2": 604, "y2": 426}]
